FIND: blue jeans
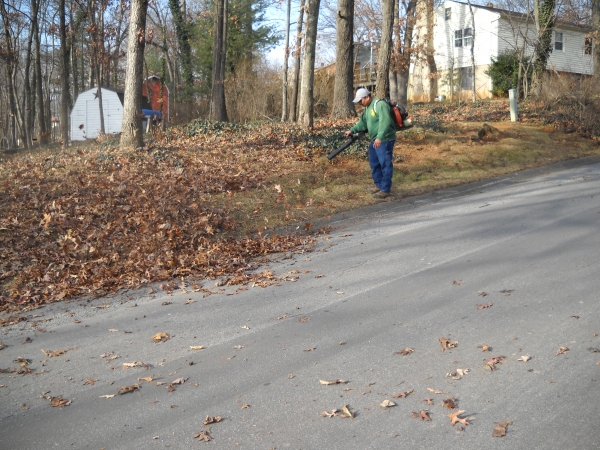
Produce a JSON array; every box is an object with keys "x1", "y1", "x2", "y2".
[{"x1": 369, "y1": 140, "x2": 395, "y2": 193}]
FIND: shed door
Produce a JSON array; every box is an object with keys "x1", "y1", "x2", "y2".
[{"x1": 86, "y1": 100, "x2": 110, "y2": 139}]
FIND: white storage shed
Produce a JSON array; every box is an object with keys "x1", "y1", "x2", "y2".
[{"x1": 70, "y1": 87, "x2": 124, "y2": 141}]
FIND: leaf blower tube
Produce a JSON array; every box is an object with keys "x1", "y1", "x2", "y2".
[{"x1": 327, "y1": 131, "x2": 366, "y2": 160}]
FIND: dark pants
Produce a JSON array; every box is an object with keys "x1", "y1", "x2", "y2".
[{"x1": 368, "y1": 140, "x2": 395, "y2": 193}]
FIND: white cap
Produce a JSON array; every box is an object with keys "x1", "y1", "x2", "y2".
[{"x1": 353, "y1": 87, "x2": 371, "y2": 103}]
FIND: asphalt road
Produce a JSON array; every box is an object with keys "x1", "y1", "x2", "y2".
[{"x1": 1, "y1": 159, "x2": 600, "y2": 449}]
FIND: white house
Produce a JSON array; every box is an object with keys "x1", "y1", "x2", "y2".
[
  {"x1": 409, "y1": 1, "x2": 594, "y2": 101},
  {"x1": 70, "y1": 87, "x2": 124, "y2": 141}
]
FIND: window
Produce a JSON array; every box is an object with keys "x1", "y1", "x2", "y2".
[
  {"x1": 463, "y1": 28, "x2": 473, "y2": 47},
  {"x1": 460, "y1": 67, "x2": 473, "y2": 90},
  {"x1": 455, "y1": 30, "x2": 463, "y2": 47},
  {"x1": 554, "y1": 31, "x2": 563, "y2": 51},
  {"x1": 584, "y1": 37, "x2": 592, "y2": 55},
  {"x1": 445, "y1": 8, "x2": 451, "y2": 20}
]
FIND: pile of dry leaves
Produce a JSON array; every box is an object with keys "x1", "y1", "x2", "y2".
[{"x1": 0, "y1": 121, "x2": 361, "y2": 315}]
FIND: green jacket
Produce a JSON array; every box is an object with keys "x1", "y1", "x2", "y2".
[{"x1": 350, "y1": 97, "x2": 397, "y2": 142}]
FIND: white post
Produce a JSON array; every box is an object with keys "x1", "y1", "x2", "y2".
[{"x1": 509, "y1": 88, "x2": 518, "y2": 122}]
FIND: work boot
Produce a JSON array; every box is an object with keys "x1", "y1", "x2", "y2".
[
  {"x1": 366, "y1": 187, "x2": 380, "y2": 194},
  {"x1": 372, "y1": 191, "x2": 390, "y2": 199}
]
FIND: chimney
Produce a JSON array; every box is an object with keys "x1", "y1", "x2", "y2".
[{"x1": 487, "y1": 2, "x2": 494, "y2": 7}]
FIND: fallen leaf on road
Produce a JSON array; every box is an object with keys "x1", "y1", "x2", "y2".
[
  {"x1": 304, "y1": 347, "x2": 316, "y2": 352},
  {"x1": 152, "y1": 332, "x2": 169, "y2": 342},
  {"x1": 41, "y1": 349, "x2": 66, "y2": 357},
  {"x1": 476, "y1": 302, "x2": 493, "y2": 310},
  {"x1": 446, "y1": 372, "x2": 461, "y2": 380},
  {"x1": 298, "y1": 317, "x2": 310, "y2": 322},
  {"x1": 194, "y1": 429, "x2": 211, "y2": 442},
  {"x1": 395, "y1": 348, "x2": 414, "y2": 356},
  {"x1": 161, "y1": 301, "x2": 172, "y2": 306},
  {"x1": 83, "y1": 379, "x2": 97, "y2": 385},
  {"x1": 479, "y1": 344, "x2": 491, "y2": 352},
  {"x1": 108, "y1": 329, "x2": 119, "y2": 332},
  {"x1": 152, "y1": 436, "x2": 160, "y2": 440},
  {"x1": 442, "y1": 398, "x2": 458, "y2": 409},
  {"x1": 449, "y1": 410, "x2": 470, "y2": 426},
  {"x1": 123, "y1": 361, "x2": 149, "y2": 369},
  {"x1": 241, "y1": 325, "x2": 250, "y2": 330},
  {"x1": 321, "y1": 409, "x2": 340, "y2": 418},
  {"x1": 184, "y1": 298, "x2": 195, "y2": 305},
  {"x1": 587, "y1": 347, "x2": 599, "y2": 353},
  {"x1": 203, "y1": 416, "x2": 222, "y2": 425},
  {"x1": 478, "y1": 291, "x2": 488, "y2": 297},
  {"x1": 21, "y1": 337, "x2": 32, "y2": 344},
  {"x1": 0, "y1": 342, "x2": 5, "y2": 350},
  {"x1": 380, "y1": 400, "x2": 396, "y2": 408},
  {"x1": 340, "y1": 405, "x2": 354, "y2": 418},
  {"x1": 492, "y1": 420, "x2": 512, "y2": 437},
  {"x1": 118, "y1": 384, "x2": 140, "y2": 394},
  {"x1": 427, "y1": 388, "x2": 449, "y2": 395},
  {"x1": 99, "y1": 394, "x2": 115, "y2": 399},
  {"x1": 571, "y1": 315, "x2": 579, "y2": 319},
  {"x1": 391, "y1": 389, "x2": 413, "y2": 398},
  {"x1": 22, "y1": 403, "x2": 28, "y2": 409},
  {"x1": 412, "y1": 410, "x2": 431, "y2": 421},
  {"x1": 457, "y1": 368, "x2": 469, "y2": 376},
  {"x1": 453, "y1": 280, "x2": 463, "y2": 285},
  {"x1": 171, "y1": 377, "x2": 188, "y2": 385},
  {"x1": 423, "y1": 398, "x2": 434, "y2": 405},
  {"x1": 319, "y1": 379, "x2": 348, "y2": 385},
  {"x1": 241, "y1": 404, "x2": 250, "y2": 409},
  {"x1": 156, "y1": 382, "x2": 166, "y2": 386},
  {"x1": 100, "y1": 351, "x2": 114, "y2": 358},
  {"x1": 48, "y1": 396, "x2": 71, "y2": 407},
  {"x1": 137, "y1": 376, "x2": 154, "y2": 382},
  {"x1": 485, "y1": 356, "x2": 506, "y2": 370},
  {"x1": 439, "y1": 338, "x2": 458, "y2": 352},
  {"x1": 190, "y1": 345, "x2": 205, "y2": 350},
  {"x1": 556, "y1": 346, "x2": 569, "y2": 355},
  {"x1": 499, "y1": 289, "x2": 513, "y2": 296},
  {"x1": 15, "y1": 357, "x2": 31, "y2": 366},
  {"x1": 233, "y1": 345, "x2": 244, "y2": 349},
  {"x1": 517, "y1": 355, "x2": 531, "y2": 362}
]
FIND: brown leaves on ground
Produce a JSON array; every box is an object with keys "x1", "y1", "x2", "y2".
[
  {"x1": 152, "y1": 332, "x2": 169, "y2": 342},
  {"x1": 395, "y1": 347, "x2": 414, "y2": 356},
  {"x1": 118, "y1": 384, "x2": 140, "y2": 394},
  {"x1": 479, "y1": 344, "x2": 491, "y2": 352},
  {"x1": 427, "y1": 388, "x2": 449, "y2": 395},
  {"x1": 0, "y1": 124, "x2": 319, "y2": 315},
  {"x1": 123, "y1": 361, "x2": 150, "y2": 370},
  {"x1": 380, "y1": 400, "x2": 396, "y2": 408},
  {"x1": 203, "y1": 416, "x2": 222, "y2": 425},
  {"x1": 322, "y1": 405, "x2": 354, "y2": 418},
  {"x1": 476, "y1": 302, "x2": 493, "y2": 310},
  {"x1": 194, "y1": 429, "x2": 211, "y2": 442},
  {"x1": 485, "y1": 356, "x2": 507, "y2": 371},
  {"x1": 439, "y1": 337, "x2": 457, "y2": 352},
  {"x1": 442, "y1": 398, "x2": 458, "y2": 409},
  {"x1": 448, "y1": 410, "x2": 470, "y2": 426},
  {"x1": 391, "y1": 389, "x2": 413, "y2": 399},
  {"x1": 423, "y1": 398, "x2": 434, "y2": 405},
  {"x1": 319, "y1": 379, "x2": 347, "y2": 385},
  {"x1": 517, "y1": 355, "x2": 531, "y2": 362},
  {"x1": 492, "y1": 421, "x2": 512, "y2": 437},
  {"x1": 41, "y1": 394, "x2": 71, "y2": 407},
  {"x1": 556, "y1": 346, "x2": 569, "y2": 355},
  {"x1": 412, "y1": 410, "x2": 431, "y2": 421},
  {"x1": 41, "y1": 349, "x2": 67, "y2": 357}
]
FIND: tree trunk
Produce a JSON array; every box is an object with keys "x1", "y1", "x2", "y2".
[
  {"x1": 330, "y1": 0, "x2": 355, "y2": 118},
  {"x1": 467, "y1": 0, "x2": 476, "y2": 102},
  {"x1": 298, "y1": 0, "x2": 320, "y2": 128},
  {"x1": 33, "y1": 2, "x2": 48, "y2": 145},
  {"x1": 281, "y1": 0, "x2": 291, "y2": 121},
  {"x1": 425, "y1": 0, "x2": 438, "y2": 102},
  {"x1": 592, "y1": 0, "x2": 600, "y2": 84},
  {"x1": 169, "y1": 0, "x2": 194, "y2": 95},
  {"x1": 120, "y1": 0, "x2": 148, "y2": 148},
  {"x1": 397, "y1": 0, "x2": 417, "y2": 104},
  {"x1": 290, "y1": 0, "x2": 305, "y2": 122},
  {"x1": 211, "y1": 0, "x2": 228, "y2": 121},
  {"x1": 60, "y1": 0, "x2": 71, "y2": 147},
  {"x1": 375, "y1": 0, "x2": 394, "y2": 99},
  {"x1": 531, "y1": 0, "x2": 555, "y2": 96}
]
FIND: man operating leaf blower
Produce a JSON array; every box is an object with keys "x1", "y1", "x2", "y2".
[{"x1": 343, "y1": 87, "x2": 398, "y2": 200}]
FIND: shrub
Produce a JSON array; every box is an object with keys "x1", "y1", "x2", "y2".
[{"x1": 485, "y1": 50, "x2": 532, "y2": 97}]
